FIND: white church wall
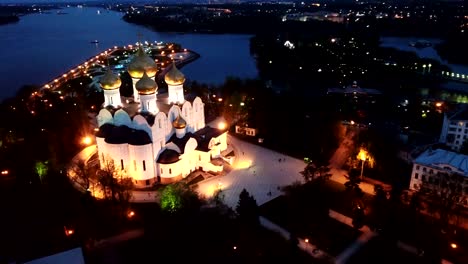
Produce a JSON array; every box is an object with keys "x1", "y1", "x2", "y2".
[
  {"x1": 105, "y1": 143, "x2": 129, "y2": 172},
  {"x1": 128, "y1": 144, "x2": 155, "y2": 182},
  {"x1": 96, "y1": 137, "x2": 107, "y2": 164},
  {"x1": 181, "y1": 101, "x2": 193, "y2": 132},
  {"x1": 192, "y1": 97, "x2": 205, "y2": 131},
  {"x1": 132, "y1": 115, "x2": 152, "y2": 140},
  {"x1": 160, "y1": 162, "x2": 183, "y2": 184}
]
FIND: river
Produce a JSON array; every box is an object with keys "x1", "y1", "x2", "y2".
[{"x1": 0, "y1": 6, "x2": 258, "y2": 100}]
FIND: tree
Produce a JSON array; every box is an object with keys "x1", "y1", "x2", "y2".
[
  {"x1": 236, "y1": 188, "x2": 259, "y2": 226},
  {"x1": 369, "y1": 184, "x2": 391, "y2": 231},
  {"x1": 418, "y1": 172, "x2": 464, "y2": 230},
  {"x1": 160, "y1": 182, "x2": 201, "y2": 214},
  {"x1": 115, "y1": 177, "x2": 134, "y2": 208},
  {"x1": 35, "y1": 160, "x2": 49, "y2": 183},
  {"x1": 96, "y1": 155, "x2": 119, "y2": 201},
  {"x1": 301, "y1": 159, "x2": 332, "y2": 182},
  {"x1": 344, "y1": 169, "x2": 363, "y2": 196},
  {"x1": 69, "y1": 160, "x2": 94, "y2": 191}
]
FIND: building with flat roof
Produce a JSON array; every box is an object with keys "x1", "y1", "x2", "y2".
[{"x1": 439, "y1": 106, "x2": 468, "y2": 151}]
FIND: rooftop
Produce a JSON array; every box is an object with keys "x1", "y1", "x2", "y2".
[{"x1": 414, "y1": 148, "x2": 468, "y2": 176}]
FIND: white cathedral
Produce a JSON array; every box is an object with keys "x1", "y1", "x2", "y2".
[{"x1": 95, "y1": 45, "x2": 227, "y2": 187}]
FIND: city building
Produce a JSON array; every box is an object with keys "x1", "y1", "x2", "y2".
[
  {"x1": 95, "y1": 45, "x2": 228, "y2": 187},
  {"x1": 235, "y1": 123, "x2": 258, "y2": 137},
  {"x1": 439, "y1": 107, "x2": 468, "y2": 151},
  {"x1": 409, "y1": 149, "x2": 468, "y2": 206}
]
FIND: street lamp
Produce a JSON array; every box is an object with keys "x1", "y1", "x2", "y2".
[
  {"x1": 218, "y1": 122, "x2": 226, "y2": 130},
  {"x1": 82, "y1": 136, "x2": 92, "y2": 145},
  {"x1": 358, "y1": 148, "x2": 368, "y2": 180}
]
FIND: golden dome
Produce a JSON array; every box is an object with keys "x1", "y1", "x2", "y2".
[
  {"x1": 135, "y1": 72, "x2": 158, "y2": 95},
  {"x1": 164, "y1": 62, "x2": 185, "y2": 86},
  {"x1": 100, "y1": 69, "x2": 121, "y2": 90},
  {"x1": 127, "y1": 46, "x2": 158, "y2": 79},
  {"x1": 172, "y1": 114, "x2": 187, "y2": 129}
]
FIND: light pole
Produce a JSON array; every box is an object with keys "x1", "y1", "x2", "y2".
[{"x1": 358, "y1": 148, "x2": 368, "y2": 180}]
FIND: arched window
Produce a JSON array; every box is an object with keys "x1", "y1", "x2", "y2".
[
  {"x1": 120, "y1": 159, "x2": 124, "y2": 170},
  {"x1": 142, "y1": 160, "x2": 146, "y2": 171},
  {"x1": 134, "y1": 160, "x2": 137, "y2": 171},
  {"x1": 169, "y1": 168, "x2": 172, "y2": 174}
]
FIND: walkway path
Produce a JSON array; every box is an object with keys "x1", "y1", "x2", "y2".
[
  {"x1": 259, "y1": 216, "x2": 334, "y2": 262},
  {"x1": 329, "y1": 209, "x2": 378, "y2": 264},
  {"x1": 197, "y1": 135, "x2": 305, "y2": 208},
  {"x1": 328, "y1": 128, "x2": 391, "y2": 195}
]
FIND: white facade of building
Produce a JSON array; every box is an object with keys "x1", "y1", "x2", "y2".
[
  {"x1": 439, "y1": 109, "x2": 468, "y2": 151},
  {"x1": 95, "y1": 47, "x2": 227, "y2": 187},
  {"x1": 409, "y1": 149, "x2": 468, "y2": 206}
]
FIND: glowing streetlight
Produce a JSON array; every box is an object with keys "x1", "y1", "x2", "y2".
[
  {"x1": 450, "y1": 243, "x2": 458, "y2": 249},
  {"x1": 1, "y1": 170, "x2": 9, "y2": 175},
  {"x1": 128, "y1": 210, "x2": 135, "y2": 218},
  {"x1": 64, "y1": 226, "x2": 74, "y2": 236},
  {"x1": 82, "y1": 136, "x2": 92, "y2": 145},
  {"x1": 218, "y1": 122, "x2": 226, "y2": 130},
  {"x1": 358, "y1": 148, "x2": 369, "y2": 180}
]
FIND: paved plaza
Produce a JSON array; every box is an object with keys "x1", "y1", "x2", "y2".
[{"x1": 197, "y1": 135, "x2": 305, "y2": 208}]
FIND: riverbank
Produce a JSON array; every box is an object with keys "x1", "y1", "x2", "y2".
[{"x1": 0, "y1": 6, "x2": 257, "y2": 100}]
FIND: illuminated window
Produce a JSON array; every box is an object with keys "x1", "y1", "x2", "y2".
[{"x1": 143, "y1": 160, "x2": 146, "y2": 171}]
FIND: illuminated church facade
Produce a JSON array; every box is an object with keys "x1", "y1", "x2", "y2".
[{"x1": 95, "y1": 46, "x2": 227, "y2": 187}]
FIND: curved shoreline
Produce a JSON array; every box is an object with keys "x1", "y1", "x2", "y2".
[{"x1": 40, "y1": 41, "x2": 200, "y2": 93}]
